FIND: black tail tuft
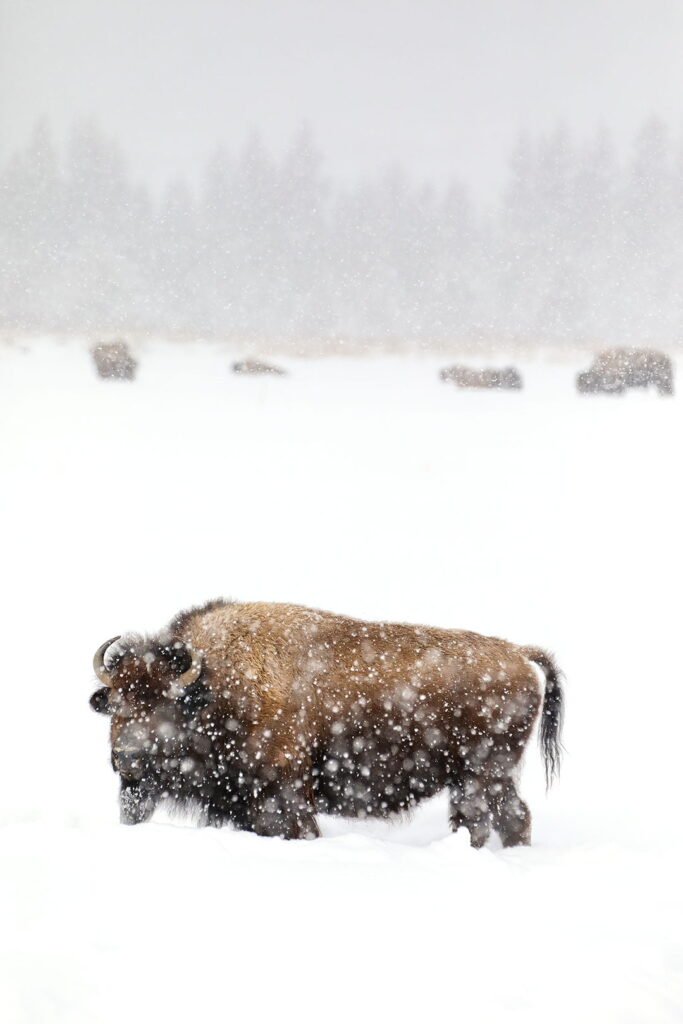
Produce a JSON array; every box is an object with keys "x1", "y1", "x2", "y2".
[{"x1": 522, "y1": 647, "x2": 564, "y2": 788}]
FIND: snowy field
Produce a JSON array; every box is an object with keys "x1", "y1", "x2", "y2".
[{"x1": 1, "y1": 337, "x2": 682, "y2": 1023}]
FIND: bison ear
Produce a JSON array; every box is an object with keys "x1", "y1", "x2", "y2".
[
  {"x1": 179, "y1": 679, "x2": 213, "y2": 715},
  {"x1": 90, "y1": 687, "x2": 111, "y2": 715}
]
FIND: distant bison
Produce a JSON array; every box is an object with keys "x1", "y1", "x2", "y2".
[
  {"x1": 577, "y1": 348, "x2": 673, "y2": 396},
  {"x1": 440, "y1": 365, "x2": 523, "y2": 389},
  {"x1": 90, "y1": 600, "x2": 563, "y2": 847},
  {"x1": 91, "y1": 340, "x2": 137, "y2": 381},
  {"x1": 232, "y1": 359, "x2": 286, "y2": 377}
]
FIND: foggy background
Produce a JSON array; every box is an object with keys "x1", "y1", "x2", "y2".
[{"x1": 2, "y1": 0, "x2": 683, "y2": 348}]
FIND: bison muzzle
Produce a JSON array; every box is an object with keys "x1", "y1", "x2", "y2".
[{"x1": 90, "y1": 601, "x2": 563, "y2": 847}]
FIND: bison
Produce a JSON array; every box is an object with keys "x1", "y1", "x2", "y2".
[
  {"x1": 91, "y1": 340, "x2": 137, "y2": 381},
  {"x1": 577, "y1": 348, "x2": 673, "y2": 396},
  {"x1": 440, "y1": 365, "x2": 523, "y2": 390},
  {"x1": 90, "y1": 600, "x2": 563, "y2": 847},
  {"x1": 232, "y1": 359, "x2": 286, "y2": 377}
]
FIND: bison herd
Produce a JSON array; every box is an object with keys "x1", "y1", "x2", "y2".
[
  {"x1": 86, "y1": 342, "x2": 677, "y2": 846},
  {"x1": 441, "y1": 347, "x2": 674, "y2": 395},
  {"x1": 89, "y1": 341, "x2": 673, "y2": 396}
]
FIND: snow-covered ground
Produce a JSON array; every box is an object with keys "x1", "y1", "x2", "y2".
[{"x1": 1, "y1": 338, "x2": 682, "y2": 1023}]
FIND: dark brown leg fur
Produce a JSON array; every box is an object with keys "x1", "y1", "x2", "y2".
[
  {"x1": 450, "y1": 772, "x2": 531, "y2": 848},
  {"x1": 449, "y1": 773, "x2": 494, "y2": 848},
  {"x1": 490, "y1": 777, "x2": 531, "y2": 847},
  {"x1": 248, "y1": 777, "x2": 320, "y2": 839}
]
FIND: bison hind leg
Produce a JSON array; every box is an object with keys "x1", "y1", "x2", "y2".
[
  {"x1": 449, "y1": 774, "x2": 494, "y2": 848},
  {"x1": 449, "y1": 772, "x2": 531, "y2": 849},
  {"x1": 490, "y1": 777, "x2": 531, "y2": 848}
]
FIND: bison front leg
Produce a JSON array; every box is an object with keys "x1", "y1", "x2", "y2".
[
  {"x1": 119, "y1": 779, "x2": 157, "y2": 825},
  {"x1": 248, "y1": 775, "x2": 320, "y2": 840}
]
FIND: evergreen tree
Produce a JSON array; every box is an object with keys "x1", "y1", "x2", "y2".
[{"x1": 2, "y1": 114, "x2": 683, "y2": 348}]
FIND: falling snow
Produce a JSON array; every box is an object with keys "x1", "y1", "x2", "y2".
[{"x1": 1, "y1": 343, "x2": 682, "y2": 1022}]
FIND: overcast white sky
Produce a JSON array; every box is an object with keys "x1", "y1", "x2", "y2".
[{"x1": 1, "y1": 0, "x2": 682, "y2": 199}]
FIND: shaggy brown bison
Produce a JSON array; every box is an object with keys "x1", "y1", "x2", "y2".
[
  {"x1": 90, "y1": 601, "x2": 563, "y2": 847},
  {"x1": 440, "y1": 365, "x2": 523, "y2": 389},
  {"x1": 577, "y1": 348, "x2": 673, "y2": 396},
  {"x1": 232, "y1": 359, "x2": 286, "y2": 376},
  {"x1": 91, "y1": 340, "x2": 137, "y2": 381}
]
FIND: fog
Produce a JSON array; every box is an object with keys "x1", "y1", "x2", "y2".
[
  {"x1": 2, "y1": 0, "x2": 682, "y2": 198},
  {"x1": 2, "y1": 1, "x2": 683, "y2": 346}
]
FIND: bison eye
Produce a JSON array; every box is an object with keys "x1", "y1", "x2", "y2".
[
  {"x1": 90, "y1": 687, "x2": 111, "y2": 715},
  {"x1": 180, "y1": 680, "x2": 213, "y2": 715}
]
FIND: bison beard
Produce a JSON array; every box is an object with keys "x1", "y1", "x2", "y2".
[{"x1": 90, "y1": 600, "x2": 563, "y2": 847}]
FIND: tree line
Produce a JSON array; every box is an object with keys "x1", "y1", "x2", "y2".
[{"x1": 1, "y1": 117, "x2": 682, "y2": 349}]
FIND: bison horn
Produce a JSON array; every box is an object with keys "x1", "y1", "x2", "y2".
[{"x1": 93, "y1": 636, "x2": 121, "y2": 685}]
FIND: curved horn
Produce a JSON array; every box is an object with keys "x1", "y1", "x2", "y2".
[
  {"x1": 93, "y1": 636, "x2": 121, "y2": 685},
  {"x1": 175, "y1": 645, "x2": 203, "y2": 690}
]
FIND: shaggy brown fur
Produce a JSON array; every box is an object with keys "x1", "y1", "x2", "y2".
[
  {"x1": 90, "y1": 601, "x2": 563, "y2": 847},
  {"x1": 232, "y1": 359, "x2": 286, "y2": 376},
  {"x1": 577, "y1": 348, "x2": 673, "y2": 396},
  {"x1": 91, "y1": 340, "x2": 137, "y2": 381},
  {"x1": 440, "y1": 365, "x2": 523, "y2": 390}
]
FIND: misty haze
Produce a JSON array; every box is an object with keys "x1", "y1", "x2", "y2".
[
  {"x1": 3, "y1": 0, "x2": 683, "y2": 347},
  {"x1": 2, "y1": 114, "x2": 683, "y2": 346}
]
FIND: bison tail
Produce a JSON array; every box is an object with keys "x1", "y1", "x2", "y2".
[{"x1": 521, "y1": 647, "x2": 564, "y2": 789}]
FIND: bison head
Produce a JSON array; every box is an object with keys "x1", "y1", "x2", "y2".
[{"x1": 90, "y1": 636, "x2": 214, "y2": 823}]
